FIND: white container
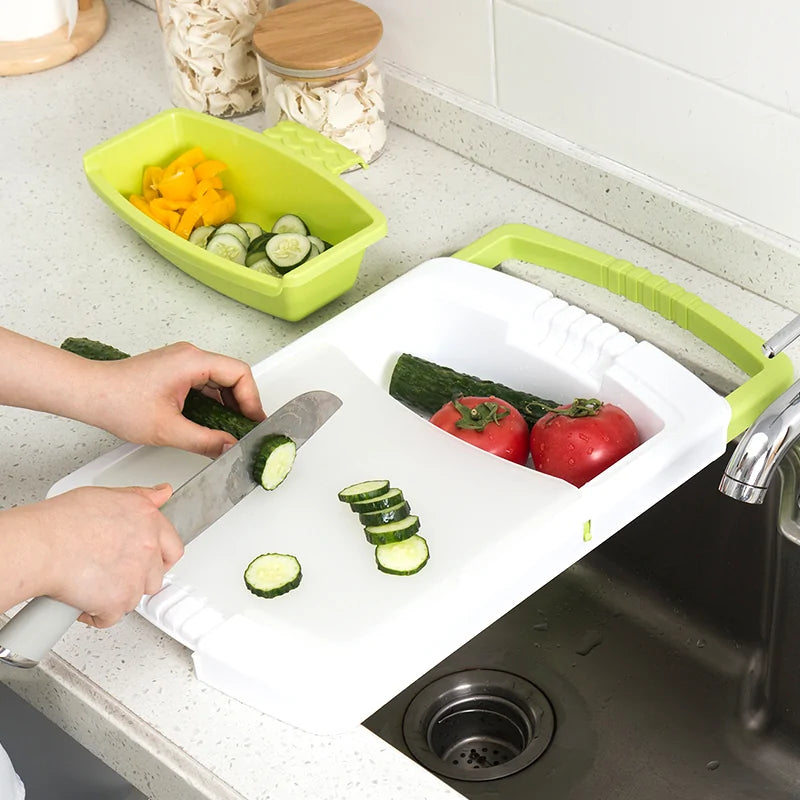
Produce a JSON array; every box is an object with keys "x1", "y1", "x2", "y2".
[{"x1": 253, "y1": 0, "x2": 386, "y2": 164}]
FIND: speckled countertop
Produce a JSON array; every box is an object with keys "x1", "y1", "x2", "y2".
[{"x1": 0, "y1": 1, "x2": 797, "y2": 799}]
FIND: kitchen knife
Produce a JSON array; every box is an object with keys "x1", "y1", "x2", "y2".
[{"x1": 0, "y1": 389, "x2": 342, "y2": 668}]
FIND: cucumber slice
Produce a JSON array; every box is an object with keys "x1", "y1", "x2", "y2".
[
  {"x1": 349, "y1": 487, "x2": 404, "y2": 513},
  {"x1": 239, "y1": 222, "x2": 264, "y2": 243},
  {"x1": 338, "y1": 479, "x2": 390, "y2": 503},
  {"x1": 206, "y1": 232, "x2": 247, "y2": 264},
  {"x1": 244, "y1": 553, "x2": 302, "y2": 598},
  {"x1": 247, "y1": 232, "x2": 274, "y2": 255},
  {"x1": 189, "y1": 225, "x2": 216, "y2": 247},
  {"x1": 252, "y1": 434, "x2": 296, "y2": 490},
  {"x1": 364, "y1": 515, "x2": 420, "y2": 545},
  {"x1": 265, "y1": 233, "x2": 311, "y2": 273},
  {"x1": 212, "y1": 223, "x2": 250, "y2": 247},
  {"x1": 271, "y1": 213, "x2": 309, "y2": 235},
  {"x1": 359, "y1": 501, "x2": 411, "y2": 527},
  {"x1": 245, "y1": 248, "x2": 267, "y2": 267},
  {"x1": 375, "y1": 534, "x2": 429, "y2": 575},
  {"x1": 249, "y1": 258, "x2": 282, "y2": 278},
  {"x1": 307, "y1": 235, "x2": 328, "y2": 253}
]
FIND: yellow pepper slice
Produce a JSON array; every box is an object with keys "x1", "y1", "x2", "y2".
[
  {"x1": 157, "y1": 167, "x2": 197, "y2": 201},
  {"x1": 174, "y1": 190, "x2": 222, "y2": 240},
  {"x1": 163, "y1": 146, "x2": 206, "y2": 178},
  {"x1": 149, "y1": 198, "x2": 182, "y2": 231},
  {"x1": 202, "y1": 190, "x2": 236, "y2": 227},
  {"x1": 194, "y1": 159, "x2": 228, "y2": 181},
  {"x1": 142, "y1": 166, "x2": 164, "y2": 202},
  {"x1": 191, "y1": 176, "x2": 224, "y2": 199},
  {"x1": 129, "y1": 194, "x2": 161, "y2": 224}
]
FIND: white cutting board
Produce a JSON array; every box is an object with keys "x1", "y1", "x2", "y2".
[{"x1": 48, "y1": 258, "x2": 731, "y2": 735}]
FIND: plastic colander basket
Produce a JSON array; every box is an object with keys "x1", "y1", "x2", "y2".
[{"x1": 82, "y1": 108, "x2": 387, "y2": 321}]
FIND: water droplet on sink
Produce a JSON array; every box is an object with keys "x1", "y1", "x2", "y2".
[
  {"x1": 706, "y1": 760, "x2": 720, "y2": 771},
  {"x1": 696, "y1": 638, "x2": 707, "y2": 648},
  {"x1": 532, "y1": 621, "x2": 549, "y2": 631},
  {"x1": 575, "y1": 629, "x2": 603, "y2": 656}
]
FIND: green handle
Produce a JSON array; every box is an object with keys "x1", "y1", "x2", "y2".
[
  {"x1": 452, "y1": 224, "x2": 794, "y2": 441},
  {"x1": 261, "y1": 121, "x2": 367, "y2": 176}
]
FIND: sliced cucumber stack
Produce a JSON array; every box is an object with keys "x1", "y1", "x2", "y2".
[
  {"x1": 252, "y1": 434, "x2": 297, "y2": 490},
  {"x1": 340, "y1": 481, "x2": 429, "y2": 575},
  {"x1": 244, "y1": 553, "x2": 302, "y2": 598},
  {"x1": 187, "y1": 213, "x2": 332, "y2": 277}
]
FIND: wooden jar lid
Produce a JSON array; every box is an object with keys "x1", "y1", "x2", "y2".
[{"x1": 253, "y1": 0, "x2": 383, "y2": 75}]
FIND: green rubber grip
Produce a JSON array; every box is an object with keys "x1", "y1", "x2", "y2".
[
  {"x1": 452, "y1": 224, "x2": 794, "y2": 442},
  {"x1": 261, "y1": 121, "x2": 367, "y2": 176}
]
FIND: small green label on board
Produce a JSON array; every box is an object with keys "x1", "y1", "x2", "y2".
[{"x1": 583, "y1": 520, "x2": 592, "y2": 542}]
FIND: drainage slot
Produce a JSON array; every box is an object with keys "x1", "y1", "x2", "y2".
[{"x1": 402, "y1": 669, "x2": 555, "y2": 782}]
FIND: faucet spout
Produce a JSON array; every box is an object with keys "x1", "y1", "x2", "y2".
[{"x1": 720, "y1": 380, "x2": 800, "y2": 503}]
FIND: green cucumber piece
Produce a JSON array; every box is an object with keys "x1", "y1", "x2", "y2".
[
  {"x1": 364, "y1": 515, "x2": 420, "y2": 545},
  {"x1": 189, "y1": 225, "x2": 216, "y2": 247},
  {"x1": 375, "y1": 534, "x2": 429, "y2": 575},
  {"x1": 206, "y1": 232, "x2": 247, "y2": 264},
  {"x1": 252, "y1": 434, "x2": 296, "y2": 490},
  {"x1": 212, "y1": 223, "x2": 250, "y2": 247},
  {"x1": 60, "y1": 338, "x2": 259, "y2": 440},
  {"x1": 239, "y1": 222, "x2": 264, "y2": 243},
  {"x1": 271, "y1": 213, "x2": 309, "y2": 235},
  {"x1": 337, "y1": 480, "x2": 390, "y2": 503},
  {"x1": 265, "y1": 232, "x2": 311, "y2": 273},
  {"x1": 389, "y1": 353, "x2": 560, "y2": 429},
  {"x1": 249, "y1": 258, "x2": 283, "y2": 278},
  {"x1": 359, "y1": 501, "x2": 411, "y2": 527},
  {"x1": 348, "y1": 487, "x2": 404, "y2": 513},
  {"x1": 244, "y1": 553, "x2": 302, "y2": 598}
]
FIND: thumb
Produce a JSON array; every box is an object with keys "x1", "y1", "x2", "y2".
[{"x1": 131, "y1": 482, "x2": 174, "y2": 507}]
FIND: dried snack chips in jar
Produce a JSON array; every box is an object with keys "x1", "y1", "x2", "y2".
[
  {"x1": 253, "y1": 0, "x2": 386, "y2": 164},
  {"x1": 158, "y1": 0, "x2": 270, "y2": 118}
]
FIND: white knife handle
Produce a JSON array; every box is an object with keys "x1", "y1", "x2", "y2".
[{"x1": 0, "y1": 597, "x2": 81, "y2": 667}]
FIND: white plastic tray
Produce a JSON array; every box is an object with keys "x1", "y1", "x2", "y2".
[{"x1": 49, "y1": 257, "x2": 732, "y2": 734}]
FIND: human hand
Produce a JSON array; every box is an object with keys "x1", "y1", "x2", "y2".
[
  {"x1": 21, "y1": 484, "x2": 183, "y2": 628},
  {"x1": 84, "y1": 342, "x2": 266, "y2": 458}
]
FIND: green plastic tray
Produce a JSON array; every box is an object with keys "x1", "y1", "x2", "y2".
[
  {"x1": 452, "y1": 224, "x2": 794, "y2": 441},
  {"x1": 83, "y1": 109, "x2": 387, "y2": 322}
]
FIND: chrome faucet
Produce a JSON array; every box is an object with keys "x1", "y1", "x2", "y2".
[{"x1": 719, "y1": 315, "x2": 800, "y2": 503}]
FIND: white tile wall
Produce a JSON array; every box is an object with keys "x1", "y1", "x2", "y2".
[
  {"x1": 359, "y1": 0, "x2": 497, "y2": 104},
  {"x1": 366, "y1": 0, "x2": 800, "y2": 244}
]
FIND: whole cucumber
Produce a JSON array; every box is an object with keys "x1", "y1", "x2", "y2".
[
  {"x1": 60, "y1": 337, "x2": 258, "y2": 440},
  {"x1": 389, "y1": 352, "x2": 560, "y2": 429}
]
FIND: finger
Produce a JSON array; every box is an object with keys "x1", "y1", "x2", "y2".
[
  {"x1": 78, "y1": 611, "x2": 119, "y2": 629},
  {"x1": 159, "y1": 525, "x2": 185, "y2": 571},
  {"x1": 160, "y1": 416, "x2": 238, "y2": 458},
  {"x1": 201, "y1": 360, "x2": 265, "y2": 423}
]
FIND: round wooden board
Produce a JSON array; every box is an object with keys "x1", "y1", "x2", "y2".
[{"x1": 0, "y1": 0, "x2": 108, "y2": 77}]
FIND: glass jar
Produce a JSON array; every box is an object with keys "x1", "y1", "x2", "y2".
[
  {"x1": 157, "y1": 0, "x2": 270, "y2": 118},
  {"x1": 253, "y1": 0, "x2": 386, "y2": 164}
]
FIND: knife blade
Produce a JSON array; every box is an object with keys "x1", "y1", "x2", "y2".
[
  {"x1": 0, "y1": 389, "x2": 342, "y2": 668},
  {"x1": 160, "y1": 389, "x2": 342, "y2": 546}
]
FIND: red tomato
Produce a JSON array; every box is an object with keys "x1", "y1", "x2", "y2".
[
  {"x1": 530, "y1": 399, "x2": 639, "y2": 487},
  {"x1": 430, "y1": 396, "x2": 529, "y2": 464}
]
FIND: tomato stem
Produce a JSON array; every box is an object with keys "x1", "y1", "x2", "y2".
[
  {"x1": 546, "y1": 397, "x2": 604, "y2": 419},
  {"x1": 451, "y1": 396, "x2": 510, "y2": 431}
]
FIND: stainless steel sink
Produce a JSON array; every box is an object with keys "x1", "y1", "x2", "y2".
[{"x1": 364, "y1": 446, "x2": 800, "y2": 798}]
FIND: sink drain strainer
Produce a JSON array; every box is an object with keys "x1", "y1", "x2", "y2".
[{"x1": 402, "y1": 668, "x2": 555, "y2": 782}]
